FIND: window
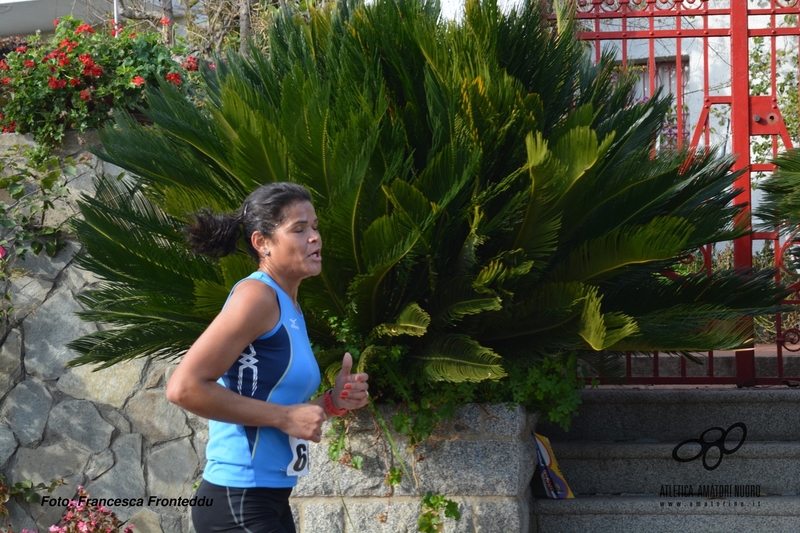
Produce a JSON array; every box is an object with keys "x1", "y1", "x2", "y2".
[{"x1": 630, "y1": 58, "x2": 691, "y2": 151}]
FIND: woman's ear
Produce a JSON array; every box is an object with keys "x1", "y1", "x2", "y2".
[{"x1": 251, "y1": 231, "x2": 270, "y2": 256}]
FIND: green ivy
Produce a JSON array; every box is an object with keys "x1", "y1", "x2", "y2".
[
  {"x1": 417, "y1": 491, "x2": 461, "y2": 533},
  {"x1": 0, "y1": 144, "x2": 73, "y2": 322},
  {"x1": 0, "y1": 473, "x2": 63, "y2": 529}
]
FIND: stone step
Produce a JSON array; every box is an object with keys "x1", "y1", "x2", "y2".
[
  {"x1": 537, "y1": 388, "x2": 800, "y2": 442},
  {"x1": 549, "y1": 441, "x2": 800, "y2": 496},
  {"x1": 533, "y1": 495, "x2": 800, "y2": 533}
]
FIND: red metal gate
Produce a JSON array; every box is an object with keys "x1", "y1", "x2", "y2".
[{"x1": 570, "y1": 0, "x2": 800, "y2": 386}]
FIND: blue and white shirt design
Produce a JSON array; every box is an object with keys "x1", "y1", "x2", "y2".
[{"x1": 203, "y1": 271, "x2": 321, "y2": 488}]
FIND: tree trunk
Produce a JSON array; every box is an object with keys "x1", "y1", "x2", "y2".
[
  {"x1": 239, "y1": 0, "x2": 252, "y2": 54},
  {"x1": 162, "y1": 0, "x2": 175, "y2": 45}
]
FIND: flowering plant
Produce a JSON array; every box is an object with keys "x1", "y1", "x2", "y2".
[
  {"x1": 47, "y1": 486, "x2": 133, "y2": 533},
  {"x1": 1, "y1": 478, "x2": 133, "y2": 533},
  {"x1": 0, "y1": 16, "x2": 187, "y2": 145},
  {"x1": 0, "y1": 474, "x2": 64, "y2": 532}
]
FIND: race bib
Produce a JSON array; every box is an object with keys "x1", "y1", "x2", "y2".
[{"x1": 286, "y1": 437, "x2": 310, "y2": 476}]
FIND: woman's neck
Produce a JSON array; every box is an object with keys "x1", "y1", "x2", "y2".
[{"x1": 258, "y1": 266, "x2": 300, "y2": 304}]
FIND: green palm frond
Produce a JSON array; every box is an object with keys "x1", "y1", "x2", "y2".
[
  {"x1": 194, "y1": 279, "x2": 233, "y2": 319},
  {"x1": 480, "y1": 282, "x2": 594, "y2": 340},
  {"x1": 426, "y1": 277, "x2": 503, "y2": 327},
  {"x1": 473, "y1": 250, "x2": 534, "y2": 296},
  {"x1": 755, "y1": 148, "x2": 800, "y2": 230},
  {"x1": 97, "y1": 115, "x2": 241, "y2": 215},
  {"x1": 414, "y1": 334, "x2": 506, "y2": 382},
  {"x1": 371, "y1": 302, "x2": 431, "y2": 338},
  {"x1": 608, "y1": 304, "x2": 758, "y2": 353},
  {"x1": 67, "y1": 322, "x2": 203, "y2": 368},
  {"x1": 602, "y1": 268, "x2": 791, "y2": 316},
  {"x1": 575, "y1": 286, "x2": 638, "y2": 351},
  {"x1": 548, "y1": 216, "x2": 695, "y2": 282},
  {"x1": 72, "y1": 173, "x2": 218, "y2": 292}
]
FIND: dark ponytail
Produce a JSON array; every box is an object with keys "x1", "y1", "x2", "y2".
[
  {"x1": 184, "y1": 210, "x2": 243, "y2": 258},
  {"x1": 185, "y1": 182, "x2": 312, "y2": 259}
]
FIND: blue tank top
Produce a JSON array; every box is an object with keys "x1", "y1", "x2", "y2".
[{"x1": 203, "y1": 271, "x2": 321, "y2": 488}]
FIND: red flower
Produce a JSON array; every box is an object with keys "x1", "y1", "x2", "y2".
[
  {"x1": 0, "y1": 77, "x2": 10, "y2": 85},
  {"x1": 129, "y1": 32, "x2": 138, "y2": 38},
  {"x1": 160, "y1": 17, "x2": 172, "y2": 25},
  {"x1": 23, "y1": 60, "x2": 35, "y2": 68},
  {"x1": 46, "y1": 50, "x2": 69, "y2": 62},
  {"x1": 2, "y1": 121, "x2": 16, "y2": 133},
  {"x1": 75, "y1": 23, "x2": 95, "y2": 35},
  {"x1": 54, "y1": 19, "x2": 60, "y2": 26},
  {"x1": 131, "y1": 76, "x2": 145, "y2": 86},
  {"x1": 70, "y1": 79, "x2": 80, "y2": 86},
  {"x1": 0, "y1": 60, "x2": 7, "y2": 70},
  {"x1": 59, "y1": 57, "x2": 71, "y2": 66},
  {"x1": 209, "y1": 62, "x2": 216, "y2": 71},
  {"x1": 78, "y1": 54, "x2": 95, "y2": 67},
  {"x1": 58, "y1": 38, "x2": 78, "y2": 51},
  {"x1": 165, "y1": 72, "x2": 181, "y2": 85},
  {"x1": 48, "y1": 76, "x2": 67, "y2": 89},
  {"x1": 80, "y1": 90, "x2": 91, "y2": 100},
  {"x1": 82, "y1": 65, "x2": 102, "y2": 77},
  {"x1": 183, "y1": 56, "x2": 197, "y2": 71},
  {"x1": 15, "y1": 46, "x2": 27, "y2": 53}
]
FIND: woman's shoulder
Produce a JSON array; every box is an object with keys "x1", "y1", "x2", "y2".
[
  {"x1": 229, "y1": 277, "x2": 278, "y2": 306},
  {"x1": 220, "y1": 278, "x2": 281, "y2": 337}
]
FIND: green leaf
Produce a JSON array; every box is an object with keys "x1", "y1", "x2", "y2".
[
  {"x1": 415, "y1": 334, "x2": 506, "y2": 382},
  {"x1": 8, "y1": 183, "x2": 24, "y2": 199},
  {"x1": 548, "y1": 216, "x2": 695, "y2": 283},
  {"x1": 385, "y1": 467, "x2": 403, "y2": 487},
  {"x1": 371, "y1": 302, "x2": 430, "y2": 338}
]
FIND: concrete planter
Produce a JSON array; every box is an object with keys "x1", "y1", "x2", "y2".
[{"x1": 292, "y1": 403, "x2": 539, "y2": 533}]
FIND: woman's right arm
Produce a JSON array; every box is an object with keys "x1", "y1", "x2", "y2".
[{"x1": 166, "y1": 280, "x2": 327, "y2": 442}]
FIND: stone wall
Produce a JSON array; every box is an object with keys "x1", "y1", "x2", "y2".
[
  {"x1": 292, "y1": 404, "x2": 538, "y2": 533},
  {"x1": 0, "y1": 131, "x2": 203, "y2": 533},
  {"x1": 0, "y1": 131, "x2": 538, "y2": 533}
]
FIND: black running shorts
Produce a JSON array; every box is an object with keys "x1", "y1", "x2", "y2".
[{"x1": 191, "y1": 479, "x2": 297, "y2": 533}]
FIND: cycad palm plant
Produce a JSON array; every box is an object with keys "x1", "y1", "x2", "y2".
[
  {"x1": 756, "y1": 148, "x2": 800, "y2": 271},
  {"x1": 69, "y1": 0, "x2": 785, "y2": 424}
]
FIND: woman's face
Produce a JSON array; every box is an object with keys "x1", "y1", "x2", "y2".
[{"x1": 262, "y1": 200, "x2": 322, "y2": 281}]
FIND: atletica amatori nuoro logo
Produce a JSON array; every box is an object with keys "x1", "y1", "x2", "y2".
[{"x1": 672, "y1": 422, "x2": 747, "y2": 471}]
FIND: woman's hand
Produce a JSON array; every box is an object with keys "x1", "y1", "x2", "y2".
[
  {"x1": 280, "y1": 404, "x2": 328, "y2": 443},
  {"x1": 332, "y1": 352, "x2": 370, "y2": 411}
]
